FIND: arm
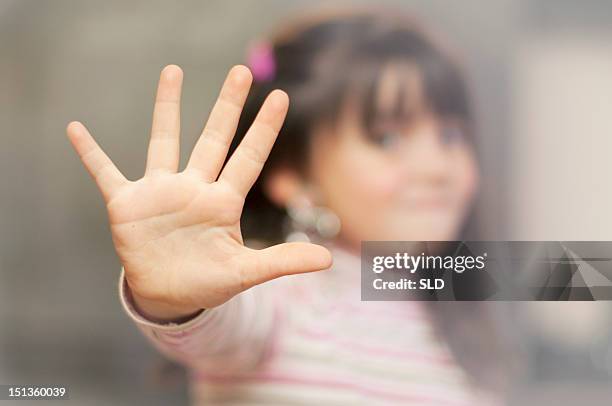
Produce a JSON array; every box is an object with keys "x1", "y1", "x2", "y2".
[{"x1": 119, "y1": 269, "x2": 278, "y2": 373}]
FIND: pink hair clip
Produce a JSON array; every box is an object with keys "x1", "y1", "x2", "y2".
[{"x1": 246, "y1": 41, "x2": 276, "y2": 82}]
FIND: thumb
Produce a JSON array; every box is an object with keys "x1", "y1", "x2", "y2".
[{"x1": 243, "y1": 242, "x2": 333, "y2": 288}]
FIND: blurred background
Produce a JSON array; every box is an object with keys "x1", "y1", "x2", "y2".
[{"x1": 2, "y1": 0, "x2": 612, "y2": 404}]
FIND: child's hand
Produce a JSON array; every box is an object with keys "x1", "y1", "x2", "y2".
[{"x1": 67, "y1": 65, "x2": 332, "y2": 321}]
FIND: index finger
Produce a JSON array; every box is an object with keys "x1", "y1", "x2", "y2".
[{"x1": 218, "y1": 89, "x2": 289, "y2": 196}]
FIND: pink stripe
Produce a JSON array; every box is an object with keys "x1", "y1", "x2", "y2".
[
  {"x1": 329, "y1": 300, "x2": 428, "y2": 321},
  {"x1": 293, "y1": 326, "x2": 453, "y2": 365},
  {"x1": 195, "y1": 371, "x2": 470, "y2": 406}
]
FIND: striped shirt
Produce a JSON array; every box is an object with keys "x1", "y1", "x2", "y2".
[{"x1": 119, "y1": 245, "x2": 500, "y2": 405}]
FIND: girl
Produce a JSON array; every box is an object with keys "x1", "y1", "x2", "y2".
[{"x1": 67, "y1": 7, "x2": 516, "y2": 405}]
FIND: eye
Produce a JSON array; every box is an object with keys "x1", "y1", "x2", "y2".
[
  {"x1": 440, "y1": 122, "x2": 467, "y2": 145},
  {"x1": 371, "y1": 130, "x2": 402, "y2": 149}
]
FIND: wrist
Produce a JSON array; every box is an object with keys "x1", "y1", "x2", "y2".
[{"x1": 129, "y1": 287, "x2": 203, "y2": 324}]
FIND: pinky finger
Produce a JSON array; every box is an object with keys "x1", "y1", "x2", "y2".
[{"x1": 66, "y1": 121, "x2": 128, "y2": 202}]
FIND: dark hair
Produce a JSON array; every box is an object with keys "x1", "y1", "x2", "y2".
[{"x1": 229, "y1": 7, "x2": 521, "y2": 393}]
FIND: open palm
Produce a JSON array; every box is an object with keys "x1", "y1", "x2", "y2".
[{"x1": 67, "y1": 65, "x2": 332, "y2": 320}]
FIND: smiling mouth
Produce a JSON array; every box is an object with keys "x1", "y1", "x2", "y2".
[
  {"x1": 409, "y1": 200, "x2": 451, "y2": 210},
  {"x1": 400, "y1": 195, "x2": 452, "y2": 210}
]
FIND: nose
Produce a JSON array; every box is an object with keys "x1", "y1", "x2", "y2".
[{"x1": 395, "y1": 121, "x2": 450, "y2": 184}]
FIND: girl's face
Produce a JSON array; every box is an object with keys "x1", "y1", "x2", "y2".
[{"x1": 308, "y1": 64, "x2": 479, "y2": 250}]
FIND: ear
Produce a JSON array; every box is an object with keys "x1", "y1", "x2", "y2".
[{"x1": 263, "y1": 167, "x2": 306, "y2": 208}]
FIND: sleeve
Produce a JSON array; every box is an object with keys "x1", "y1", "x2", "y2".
[{"x1": 118, "y1": 267, "x2": 279, "y2": 374}]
